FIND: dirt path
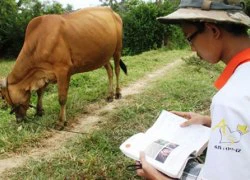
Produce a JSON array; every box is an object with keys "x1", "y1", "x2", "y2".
[{"x1": 0, "y1": 59, "x2": 184, "y2": 177}]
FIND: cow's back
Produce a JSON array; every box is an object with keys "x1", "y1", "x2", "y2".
[
  {"x1": 61, "y1": 7, "x2": 123, "y2": 73},
  {"x1": 9, "y1": 7, "x2": 123, "y2": 84}
]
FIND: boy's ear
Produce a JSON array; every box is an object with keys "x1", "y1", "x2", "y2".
[{"x1": 204, "y1": 23, "x2": 221, "y2": 39}]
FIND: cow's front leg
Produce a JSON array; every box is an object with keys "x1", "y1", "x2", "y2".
[
  {"x1": 56, "y1": 72, "x2": 70, "y2": 130},
  {"x1": 36, "y1": 84, "x2": 48, "y2": 116}
]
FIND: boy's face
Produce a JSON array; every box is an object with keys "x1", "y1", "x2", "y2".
[{"x1": 181, "y1": 22, "x2": 223, "y2": 64}]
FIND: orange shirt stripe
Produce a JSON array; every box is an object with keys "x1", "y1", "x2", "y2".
[{"x1": 214, "y1": 48, "x2": 250, "y2": 90}]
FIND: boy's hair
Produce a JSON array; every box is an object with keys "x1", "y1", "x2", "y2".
[
  {"x1": 217, "y1": 23, "x2": 248, "y2": 36},
  {"x1": 190, "y1": 22, "x2": 248, "y2": 36}
]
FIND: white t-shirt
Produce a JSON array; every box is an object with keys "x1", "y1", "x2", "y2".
[{"x1": 201, "y1": 62, "x2": 250, "y2": 180}]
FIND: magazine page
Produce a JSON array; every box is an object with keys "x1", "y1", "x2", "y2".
[
  {"x1": 120, "y1": 110, "x2": 210, "y2": 178},
  {"x1": 181, "y1": 159, "x2": 203, "y2": 180},
  {"x1": 120, "y1": 133, "x2": 169, "y2": 161},
  {"x1": 146, "y1": 110, "x2": 210, "y2": 156},
  {"x1": 120, "y1": 133, "x2": 146, "y2": 161},
  {"x1": 142, "y1": 138, "x2": 195, "y2": 178},
  {"x1": 120, "y1": 134, "x2": 197, "y2": 178}
]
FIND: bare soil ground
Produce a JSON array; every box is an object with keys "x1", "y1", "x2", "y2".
[{"x1": 0, "y1": 59, "x2": 184, "y2": 177}]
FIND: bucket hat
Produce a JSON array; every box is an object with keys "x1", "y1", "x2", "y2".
[{"x1": 157, "y1": 0, "x2": 250, "y2": 27}]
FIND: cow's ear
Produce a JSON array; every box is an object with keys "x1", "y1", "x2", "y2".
[{"x1": 0, "y1": 78, "x2": 7, "y2": 89}]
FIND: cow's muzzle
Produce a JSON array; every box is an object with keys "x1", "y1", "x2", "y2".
[{"x1": 0, "y1": 78, "x2": 7, "y2": 89}]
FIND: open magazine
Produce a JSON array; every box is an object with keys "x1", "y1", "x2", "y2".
[{"x1": 120, "y1": 110, "x2": 210, "y2": 179}]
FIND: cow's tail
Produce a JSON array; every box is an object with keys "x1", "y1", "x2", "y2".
[{"x1": 120, "y1": 59, "x2": 127, "y2": 75}]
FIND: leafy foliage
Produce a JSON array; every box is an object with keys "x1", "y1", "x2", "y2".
[
  {"x1": 2, "y1": 0, "x2": 250, "y2": 58},
  {"x1": 0, "y1": 0, "x2": 73, "y2": 58},
  {"x1": 0, "y1": 0, "x2": 19, "y2": 57},
  {"x1": 0, "y1": 0, "x2": 186, "y2": 58},
  {"x1": 243, "y1": 0, "x2": 250, "y2": 16},
  {"x1": 120, "y1": 0, "x2": 186, "y2": 55}
]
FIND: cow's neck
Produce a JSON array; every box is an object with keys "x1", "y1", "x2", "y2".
[
  {"x1": 5, "y1": 76, "x2": 29, "y2": 106},
  {"x1": 8, "y1": 69, "x2": 33, "y2": 92},
  {"x1": 8, "y1": 54, "x2": 55, "y2": 91},
  {"x1": 8, "y1": 68, "x2": 56, "y2": 96},
  {"x1": 8, "y1": 51, "x2": 34, "y2": 85}
]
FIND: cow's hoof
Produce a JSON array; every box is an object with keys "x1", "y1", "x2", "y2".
[
  {"x1": 54, "y1": 122, "x2": 65, "y2": 130},
  {"x1": 16, "y1": 117, "x2": 24, "y2": 123},
  {"x1": 36, "y1": 109, "x2": 44, "y2": 116},
  {"x1": 106, "y1": 96, "x2": 114, "y2": 102},
  {"x1": 115, "y1": 93, "x2": 122, "y2": 99}
]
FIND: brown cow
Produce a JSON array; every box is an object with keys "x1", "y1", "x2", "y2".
[{"x1": 0, "y1": 7, "x2": 127, "y2": 129}]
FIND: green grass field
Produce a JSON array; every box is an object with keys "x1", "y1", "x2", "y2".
[{"x1": 0, "y1": 49, "x2": 224, "y2": 179}]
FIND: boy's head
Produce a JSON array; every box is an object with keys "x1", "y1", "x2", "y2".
[{"x1": 157, "y1": 0, "x2": 250, "y2": 64}]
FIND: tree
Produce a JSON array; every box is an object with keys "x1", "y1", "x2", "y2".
[
  {"x1": 121, "y1": 0, "x2": 185, "y2": 55},
  {"x1": 0, "y1": 0, "x2": 19, "y2": 57},
  {"x1": 0, "y1": 0, "x2": 72, "y2": 58},
  {"x1": 155, "y1": 0, "x2": 162, "y2": 5},
  {"x1": 99, "y1": 0, "x2": 118, "y2": 6}
]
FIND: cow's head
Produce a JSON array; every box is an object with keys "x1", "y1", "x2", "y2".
[
  {"x1": 0, "y1": 78, "x2": 30, "y2": 122},
  {"x1": 0, "y1": 78, "x2": 8, "y2": 102},
  {"x1": 0, "y1": 78, "x2": 6, "y2": 97}
]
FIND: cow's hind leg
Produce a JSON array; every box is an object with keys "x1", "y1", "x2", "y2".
[
  {"x1": 104, "y1": 62, "x2": 114, "y2": 102},
  {"x1": 113, "y1": 52, "x2": 122, "y2": 99},
  {"x1": 36, "y1": 84, "x2": 48, "y2": 116},
  {"x1": 56, "y1": 71, "x2": 70, "y2": 130}
]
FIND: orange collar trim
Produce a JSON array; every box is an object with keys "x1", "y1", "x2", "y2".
[{"x1": 214, "y1": 48, "x2": 250, "y2": 90}]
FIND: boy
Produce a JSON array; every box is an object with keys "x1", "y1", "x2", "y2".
[{"x1": 137, "y1": 0, "x2": 250, "y2": 179}]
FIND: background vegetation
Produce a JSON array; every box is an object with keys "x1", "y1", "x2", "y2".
[
  {"x1": 0, "y1": 0, "x2": 73, "y2": 57},
  {"x1": 120, "y1": 0, "x2": 186, "y2": 55},
  {"x1": 0, "y1": 49, "x2": 188, "y2": 156},
  {"x1": 0, "y1": 0, "x2": 242, "y2": 178},
  {"x1": 0, "y1": 0, "x2": 186, "y2": 58},
  {"x1": 0, "y1": 50, "x2": 224, "y2": 179},
  {"x1": 1, "y1": 0, "x2": 250, "y2": 57}
]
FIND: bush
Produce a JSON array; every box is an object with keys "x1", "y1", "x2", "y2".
[
  {"x1": 120, "y1": 0, "x2": 186, "y2": 55},
  {"x1": 0, "y1": 0, "x2": 72, "y2": 58},
  {"x1": 0, "y1": 0, "x2": 188, "y2": 58}
]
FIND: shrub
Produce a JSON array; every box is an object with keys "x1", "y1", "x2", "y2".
[{"x1": 121, "y1": 0, "x2": 186, "y2": 55}]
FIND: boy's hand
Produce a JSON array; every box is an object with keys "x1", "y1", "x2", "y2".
[
  {"x1": 171, "y1": 111, "x2": 211, "y2": 127},
  {"x1": 137, "y1": 152, "x2": 174, "y2": 180}
]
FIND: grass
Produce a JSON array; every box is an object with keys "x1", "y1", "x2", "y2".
[
  {"x1": 0, "y1": 50, "x2": 225, "y2": 179},
  {"x1": 0, "y1": 49, "x2": 189, "y2": 156},
  {"x1": 0, "y1": 60, "x2": 14, "y2": 77}
]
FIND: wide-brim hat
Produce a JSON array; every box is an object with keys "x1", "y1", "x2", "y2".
[{"x1": 157, "y1": 0, "x2": 250, "y2": 27}]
